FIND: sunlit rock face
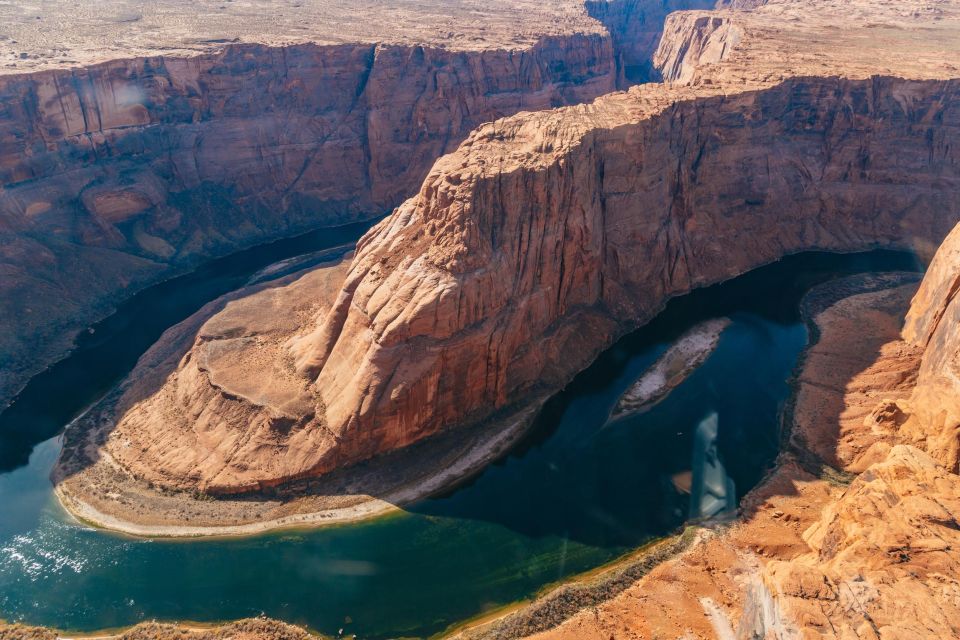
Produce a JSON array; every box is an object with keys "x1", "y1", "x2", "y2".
[
  {"x1": 287, "y1": 74, "x2": 960, "y2": 490},
  {"x1": 8, "y1": 0, "x2": 725, "y2": 409},
  {"x1": 901, "y1": 222, "x2": 960, "y2": 473},
  {"x1": 86, "y1": 0, "x2": 960, "y2": 494},
  {"x1": 0, "y1": 34, "x2": 619, "y2": 409}
]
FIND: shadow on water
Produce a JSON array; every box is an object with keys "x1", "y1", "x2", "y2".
[
  {"x1": 0, "y1": 248, "x2": 923, "y2": 639},
  {"x1": 0, "y1": 219, "x2": 375, "y2": 473},
  {"x1": 408, "y1": 249, "x2": 922, "y2": 547}
]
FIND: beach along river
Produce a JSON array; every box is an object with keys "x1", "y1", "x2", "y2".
[{"x1": 0, "y1": 248, "x2": 920, "y2": 638}]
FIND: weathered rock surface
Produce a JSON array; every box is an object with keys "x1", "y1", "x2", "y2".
[
  {"x1": 763, "y1": 445, "x2": 960, "y2": 639},
  {"x1": 102, "y1": 258, "x2": 352, "y2": 493},
  {"x1": 286, "y1": 1, "x2": 960, "y2": 490},
  {"x1": 513, "y1": 252, "x2": 960, "y2": 640},
  {"x1": 901, "y1": 221, "x2": 960, "y2": 473},
  {"x1": 790, "y1": 278, "x2": 924, "y2": 474},
  {"x1": 0, "y1": 0, "x2": 711, "y2": 410},
  {"x1": 68, "y1": 0, "x2": 960, "y2": 496},
  {"x1": 0, "y1": 33, "x2": 612, "y2": 410}
]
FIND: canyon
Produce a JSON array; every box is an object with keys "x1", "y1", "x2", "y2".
[
  {"x1": 3, "y1": 0, "x2": 960, "y2": 639},
  {"x1": 502, "y1": 229, "x2": 960, "y2": 640},
  {"x1": 0, "y1": 0, "x2": 716, "y2": 410},
  {"x1": 58, "y1": 0, "x2": 960, "y2": 506}
]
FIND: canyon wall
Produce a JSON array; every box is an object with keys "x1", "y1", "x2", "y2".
[
  {"x1": 901, "y1": 222, "x2": 960, "y2": 472},
  {"x1": 0, "y1": 1, "x2": 727, "y2": 412},
  {"x1": 72, "y1": 0, "x2": 960, "y2": 495},
  {"x1": 284, "y1": 75, "x2": 960, "y2": 490},
  {"x1": 4, "y1": 0, "x2": 711, "y2": 410},
  {"x1": 102, "y1": 70, "x2": 960, "y2": 495},
  {"x1": 585, "y1": 0, "x2": 716, "y2": 82},
  {"x1": 519, "y1": 218, "x2": 960, "y2": 640},
  {"x1": 748, "y1": 222, "x2": 960, "y2": 640}
]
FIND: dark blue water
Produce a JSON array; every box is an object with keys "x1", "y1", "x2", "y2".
[
  {"x1": 0, "y1": 219, "x2": 375, "y2": 474},
  {"x1": 0, "y1": 248, "x2": 920, "y2": 638}
]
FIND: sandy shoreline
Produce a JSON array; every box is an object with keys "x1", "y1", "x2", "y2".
[
  {"x1": 54, "y1": 401, "x2": 543, "y2": 538},
  {"x1": 609, "y1": 317, "x2": 731, "y2": 421}
]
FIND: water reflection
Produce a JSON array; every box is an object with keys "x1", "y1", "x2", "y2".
[
  {"x1": 0, "y1": 249, "x2": 922, "y2": 638},
  {"x1": 689, "y1": 412, "x2": 736, "y2": 520}
]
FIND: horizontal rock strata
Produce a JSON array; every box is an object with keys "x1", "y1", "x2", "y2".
[
  {"x1": 1, "y1": 0, "x2": 713, "y2": 409},
  {"x1": 67, "y1": 0, "x2": 960, "y2": 496}
]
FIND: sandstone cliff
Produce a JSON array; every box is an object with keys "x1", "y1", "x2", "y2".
[
  {"x1": 282, "y1": 0, "x2": 960, "y2": 490},
  {"x1": 734, "y1": 224, "x2": 960, "y2": 639},
  {"x1": 72, "y1": 0, "x2": 960, "y2": 495},
  {"x1": 585, "y1": 0, "x2": 717, "y2": 82},
  {"x1": 2, "y1": 0, "x2": 718, "y2": 411},
  {"x1": 0, "y1": 32, "x2": 614, "y2": 409},
  {"x1": 901, "y1": 221, "x2": 960, "y2": 472}
]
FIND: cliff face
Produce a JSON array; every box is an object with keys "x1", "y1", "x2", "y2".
[
  {"x1": 79, "y1": 0, "x2": 960, "y2": 494},
  {"x1": 0, "y1": 33, "x2": 607, "y2": 410},
  {"x1": 901, "y1": 222, "x2": 960, "y2": 472},
  {"x1": 283, "y1": 75, "x2": 960, "y2": 490},
  {"x1": 0, "y1": 0, "x2": 719, "y2": 412},
  {"x1": 585, "y1": 0, "x2": 717, "y2": 82}
]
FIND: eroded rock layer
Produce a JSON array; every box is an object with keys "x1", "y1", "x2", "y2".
[
  {"x1": 504, "y1": 221, "x2": 960, "y2": 640},
  {"x1": 1, "y1": 0, "x2": 716, "y2": 409},
  {"x1": 76, "y1": 0, "x2": 960, "y2": 495},
  {"x1": 0, "y1": 34, "x2": 614, "y2": 408}
]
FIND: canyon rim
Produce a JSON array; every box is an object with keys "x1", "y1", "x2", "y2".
[{"x1": 3, "y1": 0, "x2": 960, "y2": 639}]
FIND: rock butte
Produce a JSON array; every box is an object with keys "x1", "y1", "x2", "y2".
[
  {"x1": 0, "y1": 0, "x2": 715, "y2": 409},
  {"x1": 63, "y1": 0, "x2": 960, "y2": 499}
]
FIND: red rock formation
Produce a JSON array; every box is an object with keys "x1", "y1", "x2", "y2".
[
  {"x1": 585, "y1": 0, "x2": 717, "y2": 82},
  {"x1": 901, "y1": 222, "x2": 960, "y2": 472},
  {"x1": 72, "y1": 0, "x2": 960, "y2": 495},
  {"x1": 288, "y1": 73, "x2": 960, "y2": 491},
  {"x1": 0, "y1": 33, "x2": 620, "y2": 408},
  {"x1": 0, "y1": 0, "x2": 724, "y2": 412},
  {"x1": 762, "y1": 445, "x2": 960, "y2": 639}
]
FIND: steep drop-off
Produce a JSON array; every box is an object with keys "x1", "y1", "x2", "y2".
[
  {"x1": 73, "y1": 0, "x2": 960, "y2": 498},
  {"x1": 0, "y1": 35, "x2": 614, "y2": 409},
  {"x1": 0, "y1": 0, "x2": 712, "y2": 410},
  {"x1": 482, "y1": 222, "x2": 960, "y2": 640}
]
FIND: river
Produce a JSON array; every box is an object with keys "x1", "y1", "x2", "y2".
[{"x1": 0, "y1": 244, "x2": 920, "y2": 638}]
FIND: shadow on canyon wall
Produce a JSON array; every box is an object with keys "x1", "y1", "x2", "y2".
[
  {"x1": 0, "y1": 219, "x2": 374, "y2": 473},
  {"x1": 0, "y1": 0, "x2": 711, "y2": 449},
  {"x1": 405, "y1": 250, "x2": 923, "y2": 547},
  {"x1": 586, "y1": 0, "x2": 716, "y2": 84},
  {"x1": 36, "y1": 71, "x2": 960, "y2": 547},
  {"x1": 41, "y1": 246, "x2": 922, "y2": 550},
  {"x1": 731, "y1": 269, "x2": 928, "y2": 533}
]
